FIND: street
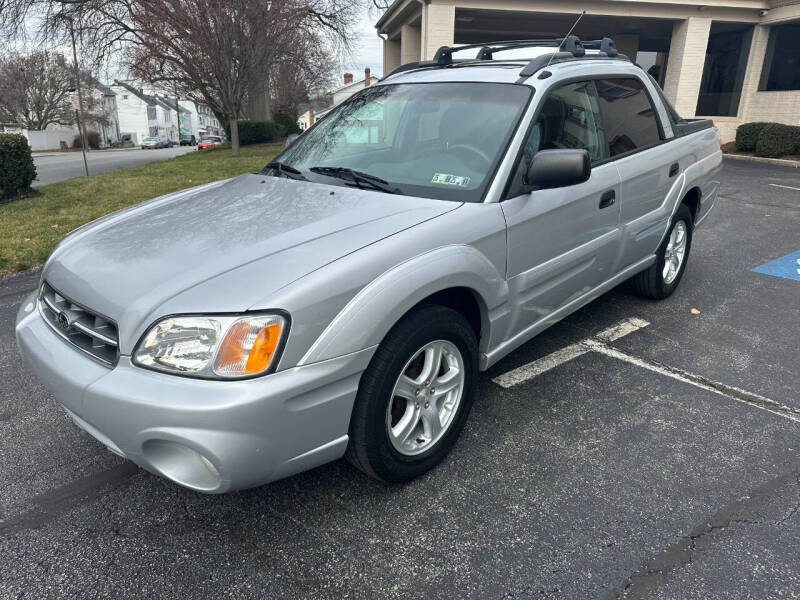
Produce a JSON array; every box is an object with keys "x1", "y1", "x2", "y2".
[
  {"x1": 32, "y1": 146, "x2": 196, "y2": 186},
  {"x1": 1, "y1": 159, "x2": 799, "y2": 599}
]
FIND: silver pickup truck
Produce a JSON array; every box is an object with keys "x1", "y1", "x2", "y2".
[{"x1": 15, "y1": 37, "x2": 722, "y2": 493}]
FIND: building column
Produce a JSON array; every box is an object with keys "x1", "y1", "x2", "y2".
[
  {"x1": 614, "y1": 34, "x2": 639, "y2": 62},
  {"x1": 383, "y1": 37, "x2": 401, "y2": 73},
  {"x1": 422, "y1": 4, "x2": 455, "y2": 60},
  {"x1": 401, "y1": 24, "x2": 421, "y2": 65},
  {"x1": 737, "y1": 24, "x2": 770, "y2": 123},
  {"x1": 663, "y1": 17, "x2": 711, "y2": 118}
]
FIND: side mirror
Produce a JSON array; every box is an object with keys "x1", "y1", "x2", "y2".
[
  {"x1": 284, "y1": 133, "x2": 300, "y2": 148},
  {"x1": 526, "y1": 149, "x2": 591, "y2": 190}
]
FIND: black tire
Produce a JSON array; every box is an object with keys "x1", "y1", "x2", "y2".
[
  {"x1": 346, "y1": 304, "x2": 478, "y2": 483},
  {"x1": 632, "y1": 204, "x2": 694, "y2": 300}
]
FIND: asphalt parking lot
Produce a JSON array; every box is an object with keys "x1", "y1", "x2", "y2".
[{"x1": 1, "y1": 158, "x2": 799, "y2": 599}]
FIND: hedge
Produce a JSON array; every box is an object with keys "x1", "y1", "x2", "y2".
[
  {"x1": 754, "y1": 123, "x2": 800, "y2": 158},
  {"x1": 225, "y1": 120, "x2": 279, "y2": 145},
  {"x1": 735, "y1": 122, "x2": 769, "y2": 152},
  {"x1": 73, "y1": 131, "x2": 101, "y2": 149},
  {"x1": 0, "y1": 133, "x2": 37, "y2": 199},
  {"x1": 273, "y1": 112, "x2": 302, "y2": 137}
]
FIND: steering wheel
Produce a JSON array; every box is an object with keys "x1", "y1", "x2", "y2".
[{"x1": 447, "y1": 143, "x2": 493, "y2": 167}]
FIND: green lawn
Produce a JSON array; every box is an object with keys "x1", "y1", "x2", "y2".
[{"x1": 0, "y1": 144, "x2": 280, "y2": 274}]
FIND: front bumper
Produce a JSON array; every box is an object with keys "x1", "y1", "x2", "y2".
[{"x1": 15, "y1": 293, "x2": 373, "y2": 493}]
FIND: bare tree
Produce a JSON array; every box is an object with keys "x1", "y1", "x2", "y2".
[
  {"x1": 1, "y1": 0, "x2": 363, "y2": 155},
  {"x1": 0, "y1": 49, "x2": 111, "y2": 131},
  {"x1": 125, "y1": 0, "x2": 306, "y2": 156},
  {"x1": 0, "y1": 51, "x2": 74, "y2": 129},
  {"x1": 271, "y1": 29, "x2": 337, "y2": 119}
]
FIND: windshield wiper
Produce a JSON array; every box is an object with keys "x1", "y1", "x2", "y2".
[
  {"x1": 263, "y1": 161, "x2": 307, "y2": 180},
  {"x1": 310, "y1": 166, "x2": 401, "y2": 195}
]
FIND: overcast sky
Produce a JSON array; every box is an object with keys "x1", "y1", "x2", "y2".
[{"x1": 338, "y1": 6, "x2": 385, "y2": 83}]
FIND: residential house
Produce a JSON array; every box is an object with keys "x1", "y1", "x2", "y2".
[
  {"x1": 298, "y1": 68, "x2": 381, "y2": 129},
  {"x1": 87, "y1": 80, "x2": 120, "y2": 147},
  {"x1": 112, "y1": 80, "x2": 182, "y2": 145},
  {"x1": 197, "y1": 104, "x2": 224, "y2": 138},
  {"x1": 377, "y1": 0, "x2": 800, "y2": 142},
  {"x1": 154, "y1": 95, "x2": 196, "y2": 141}
]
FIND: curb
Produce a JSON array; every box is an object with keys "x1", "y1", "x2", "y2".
[{"x1": 723, "y1": 154, "x2": 800, "y2": 168}]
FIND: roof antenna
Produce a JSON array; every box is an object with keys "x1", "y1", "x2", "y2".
[{"x1": 546, "y1": 10, "x2": 586, "y2": 68}]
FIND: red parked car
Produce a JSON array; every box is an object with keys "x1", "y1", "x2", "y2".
[{"x1": 197, "y1": 135, "x2": 223, "y2": 149}]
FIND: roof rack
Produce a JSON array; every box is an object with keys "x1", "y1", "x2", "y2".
[{"x1": 382, "y1": 36, "x2": 629, "y2": 82}]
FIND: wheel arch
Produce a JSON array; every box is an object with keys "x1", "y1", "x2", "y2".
[
  {"x1": 681, "y1": 186, "x2": 702, "y2": 224},
  {"x1": 297, "y1": 246, "x2": 508, "y2": 366},
  {"x1": 411, "y1": 287, "x2": 486, "y2": 342}
]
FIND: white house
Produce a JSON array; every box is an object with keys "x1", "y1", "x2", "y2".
[
  {"x1": 88, "y1": 80, "x2": 120, "y2": 146},
  {"x1": 112, "y1": 80, "x2": 189, "y2": 145},
  {"x1": 298, "y1": 68, "x2": 381, "y2": 130},
  {"x1": 196, "y1": 104, "x2": 223, "y2": 138}
]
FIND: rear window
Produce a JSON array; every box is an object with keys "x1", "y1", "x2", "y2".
[{"x1": 595, "y1": 78, "x2": 662, "y2": 157}]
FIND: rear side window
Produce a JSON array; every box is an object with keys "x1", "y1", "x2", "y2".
[
  {"x1": 523, "y1": 80, "x2": 607, "y2": 166},
  {"x1": 595, "y1": 78, "x2": 661, "y2": 157}
]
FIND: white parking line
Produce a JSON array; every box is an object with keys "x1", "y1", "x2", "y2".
[
  {"x1": 492, "y1": 343, "x2": 591, "y2": 388},
  {"x1": 492, "y1": 317, "x2": 800, "y2": 424},
  {"x1": 582, "y1": 339, "x2": 800, "y2": 424},
  {"x1": 769, "y1": 184, "x2": 800, "y2": 192},
  {"x1": 493, "y1": 318, "x2": 649, "y2": 388}
]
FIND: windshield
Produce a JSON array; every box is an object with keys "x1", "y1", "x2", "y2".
[
  {"x1": 144, "y1": 137, "x2": 157, "y2": 142},
  {"x1": 274, "y1": 82, "x2": 531, "y2": 202}
]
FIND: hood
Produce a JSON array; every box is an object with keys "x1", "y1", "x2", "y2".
[{"x1": 44, "y1": 174, "x2": 459, "y2": 352}]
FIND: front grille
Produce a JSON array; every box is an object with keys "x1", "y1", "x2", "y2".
[{"x1": 38, "y1": 281, "x2": 119, "y2": 366}]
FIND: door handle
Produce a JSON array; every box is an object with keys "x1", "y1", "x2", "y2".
[
  {"x1": 599, "y1": 190, "x2": 615, "y2": 209},
  {"x1": 669, "y1": 163, "x2": 680, "y2": 177}
]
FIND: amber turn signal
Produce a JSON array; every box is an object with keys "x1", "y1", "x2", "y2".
[
  {"x1": 245, "y1": 324, "x2": 282, "y2": 373},
  {"x1": 212, "y1": 316, "x2": 286, "y2": 377}
]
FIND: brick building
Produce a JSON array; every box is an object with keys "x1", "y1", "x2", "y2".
[{"x1": 376, "y1": 0, "x2": 800, "y2": 141}]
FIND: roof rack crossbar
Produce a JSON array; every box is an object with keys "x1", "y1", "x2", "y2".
[{"x1": 382, "y1": 36, "x2": 628, "y2": 81}]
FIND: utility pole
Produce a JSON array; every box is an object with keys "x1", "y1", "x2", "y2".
[
  {"x1": 69, "y1": 17, "x2": 89, "y2": 177},
  {"x1": 175, "y1": 84, "x2": 182, "y2": 145}
]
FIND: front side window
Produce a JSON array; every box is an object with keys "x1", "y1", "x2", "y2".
[
  {"x1": 522, "y1": 80, "x2": 607, "y2": 168},
  {"x1": 595, "y1": 78, "x2": 661, "y2": 156},
  {"x1": 276, "y1": 82, "x2": 532, "y2": 202},
  {"x1": 760, "y1": 22, "x2": 800, "y2": 92}
]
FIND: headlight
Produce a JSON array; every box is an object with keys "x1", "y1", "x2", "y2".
[{"x1": 132, "y1": 313, "x2": 288, "y2": 379}]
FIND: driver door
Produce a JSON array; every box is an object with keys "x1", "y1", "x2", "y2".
[{"x1": 501, "y1": 80, "x2": 622, "y2": 336}]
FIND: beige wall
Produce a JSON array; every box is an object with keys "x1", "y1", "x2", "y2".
[
  {"x1": 663, "y1": 17, "x2": 712, "y2": 118},
  {"x1": 384, "y1": 38, "x2": 402, "y2": 74},
  {"x1": 400, "y1": 23, "x2": 422, "y2": 64},
  {"x1": 422, "y1": 4, "x2": 456, "y2": 59},
  {"x1": 739, "y1": 23, "x2": 800, "y2": 129}
]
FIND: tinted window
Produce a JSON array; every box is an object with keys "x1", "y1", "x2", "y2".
[
  {"x1": 595, "y1": 78, "x2": 661, "y2": 156},
  {"x1": 759, "y1": 22, "x2": 800, "y2": 91},
  {"x1": 523, "y1": 80, "x2": 607, "y2": 167}
]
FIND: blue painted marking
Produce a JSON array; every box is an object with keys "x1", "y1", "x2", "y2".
[{"x1": 752, "y1": 250, "x2": 800, "y2": 282}]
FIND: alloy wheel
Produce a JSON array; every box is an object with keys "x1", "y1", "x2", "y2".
[
  {"x1": 663, "y1": 220, "x2": 688, "y2": 285},
  {"x1": 386, "y1": 340, "x2": 465, "y2": 456}
]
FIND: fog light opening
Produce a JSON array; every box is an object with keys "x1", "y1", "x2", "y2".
[{"x1": 142, "y1": 439, "x2": 222, "y2": 492}]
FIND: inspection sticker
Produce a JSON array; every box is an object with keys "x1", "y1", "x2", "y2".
[
  {"x1": 752, "y1": 250, "x2": 800, "y2": 282},
  {"x1": 432, "y1": 173, "x2": 471, "y2": 187}
]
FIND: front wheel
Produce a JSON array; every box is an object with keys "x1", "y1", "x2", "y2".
[
  {"x1": 632, "y1": 204, "x2": 693, "y2": 300},
  {"x1": 346, "y1": 305, "x2": 478, "y2": 483}
]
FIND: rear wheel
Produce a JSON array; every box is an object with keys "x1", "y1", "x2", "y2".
[
  {"x1": 632, "y1": 204, "x2": 693, "y2": 300},
  {"x1": 346, "y1": 305, "x2": 477, "y2": 483}
]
